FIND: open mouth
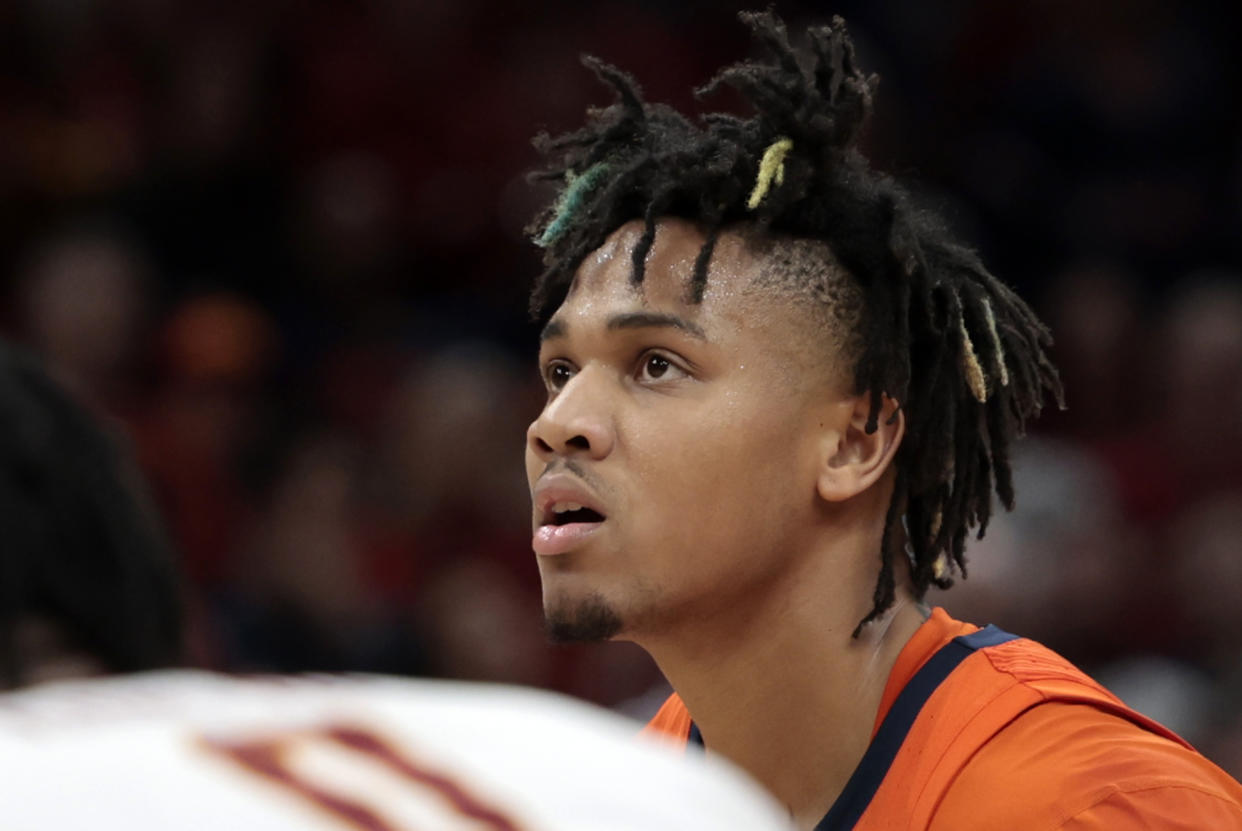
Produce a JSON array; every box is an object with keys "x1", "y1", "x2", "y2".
[
  {"x1": 549, "y1": 506, "x2": 605, "y2": 526},
  {"x1": 533, "y1": 492, "x2": 608, "y2": 556}
]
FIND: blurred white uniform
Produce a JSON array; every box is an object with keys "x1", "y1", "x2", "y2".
[{"x1": 0, "y1": 671, "x2": 791, "y2": 831}]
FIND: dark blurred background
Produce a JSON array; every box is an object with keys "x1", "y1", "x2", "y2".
[{"x1": 2, "y1": 0, "x2": 1240, "y2": 775}]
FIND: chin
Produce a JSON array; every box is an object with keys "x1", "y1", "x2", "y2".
[{"x1": 543, "y1": 591, "x2": 625, "y2": 644}]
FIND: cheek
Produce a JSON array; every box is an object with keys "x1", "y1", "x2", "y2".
[{"x1": 626, "y1": 396, "x2": 812, "y2": 564}]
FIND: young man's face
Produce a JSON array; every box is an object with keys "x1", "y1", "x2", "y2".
[{"x1": 526, "y1": 218, "x2": 850, "y2": 643}]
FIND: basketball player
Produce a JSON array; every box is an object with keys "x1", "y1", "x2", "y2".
[{"x1": 523, "y1": 11, "x2": 1242, "y2": 829}]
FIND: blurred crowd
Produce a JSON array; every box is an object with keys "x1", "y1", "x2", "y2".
[{"x1": 1, "y1": 0, "x2": 1239, "y2": 775}]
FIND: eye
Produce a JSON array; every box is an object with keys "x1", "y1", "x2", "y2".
[
  {"x1": 637, "y1": 351, "x2": 689, "y2": 384},
  {"x1": 543, "y1": 360, "x2": 576, "y2": 391}
]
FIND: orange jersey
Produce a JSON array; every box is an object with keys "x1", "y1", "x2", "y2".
[{"x1": 644, "y1": 607, "x2": 1242, "y2": 829}]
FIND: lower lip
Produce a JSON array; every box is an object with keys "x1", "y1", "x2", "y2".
[{"x1": 533, "y1": 522, "x2": 604, "y2": 556}]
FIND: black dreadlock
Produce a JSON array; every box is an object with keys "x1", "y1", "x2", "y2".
[
  {"x1": 0, "y1": 341, "x2": 183, "y2": 687},
  {"x1": 527, "y1": 11, "x2": 1064, "y2": 635}
]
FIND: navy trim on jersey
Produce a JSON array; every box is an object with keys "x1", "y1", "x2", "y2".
[
  {"x1": 688, "y1": 721, "x2": 704, "y2": 749},
  {"x1": 814, "y1": 624, "x2": 1018, "y2": 831}
]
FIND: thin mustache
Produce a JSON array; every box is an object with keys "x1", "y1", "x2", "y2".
[{"x1": 538, "y1": 458, "x2": 600, "y2": 492}]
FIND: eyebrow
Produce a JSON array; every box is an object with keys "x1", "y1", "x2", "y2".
[
  {"x1": 540, "y1": 312, "x2": 707, "y2": 343},
  {"x1": 540, "y1": 319, "x2": 568, "y2": 342}
]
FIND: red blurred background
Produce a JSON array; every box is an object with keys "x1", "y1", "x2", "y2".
[{"x1": 1, "y1": 0, "x2": 1240, "y2": 775}]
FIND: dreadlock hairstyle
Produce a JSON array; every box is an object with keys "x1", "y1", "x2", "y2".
[
  {"x1": 0, "y1": 341, "x2": 183, "y2": 688},
  {"x1": 526, "y1": 10, "x2": 1063, "y2": 636}
]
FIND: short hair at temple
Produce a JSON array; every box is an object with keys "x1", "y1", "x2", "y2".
[{"x1": 526, "y1": 10, "x2": 1063, "y2": 635}]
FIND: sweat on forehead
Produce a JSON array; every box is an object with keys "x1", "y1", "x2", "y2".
[
  {"x1": 562, "y1": 219, "x2": 861, "y2": 342},
  {"x1": 563, "y1": 219, "x2": 727, "y2": 301},
  {"x1": 544, "y1": 217, "x2": 865, "y2": 390},
  {"x1": 563, "y1": 219, "x2": 850, "y2": 307}
]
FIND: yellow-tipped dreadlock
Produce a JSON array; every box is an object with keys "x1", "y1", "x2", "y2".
[
  {"x1": 959, "y1": 317, "x2": 988, "y2": 402},
  {"x1": 747, "y1": 137, "x2": 793, "y2": 209}
]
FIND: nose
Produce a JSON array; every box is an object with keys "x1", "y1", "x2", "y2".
[{"x1": 526, "y1": 368, "x2": 615, "y2": 462}]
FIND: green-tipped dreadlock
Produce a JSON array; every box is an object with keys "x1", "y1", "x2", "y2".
[{"x1": 526, "y1": 10, "x2": 1064, "y2": 636}]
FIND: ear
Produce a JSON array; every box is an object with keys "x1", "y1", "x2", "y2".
[{"x1": 816, "y1": 393, "x2": 905, "y2": 503}]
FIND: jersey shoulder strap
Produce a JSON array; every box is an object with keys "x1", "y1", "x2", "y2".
[{"x1": 843, "y1": 630, "x2": 1187, "y2": 831}]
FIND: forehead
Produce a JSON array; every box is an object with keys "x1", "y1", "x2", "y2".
[{"x1": 547, "y1": 218, "x2": 762, "y2": 334}]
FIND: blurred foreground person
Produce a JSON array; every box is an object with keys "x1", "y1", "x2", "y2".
[
  {"x1": 522, "y1": 11, "x2": 1242, "y2": 829},
  {"x1": 0, "y1": 671, "x2": 792, "y2": 831},
  {"x1": 0, "y1": 341, "x2": 792, "y2": 829},
  {"x1": 0, "y1": 340, "x2": 182, "y2": 687}
]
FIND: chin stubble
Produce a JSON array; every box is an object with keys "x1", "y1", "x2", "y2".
[{"x1": 544, "y1": 593, "x2": 624, "y2": 643}]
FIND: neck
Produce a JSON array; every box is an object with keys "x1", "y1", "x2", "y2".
[{"x1": 633, "y1": 515, "x2": 927, "y2": 829}]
